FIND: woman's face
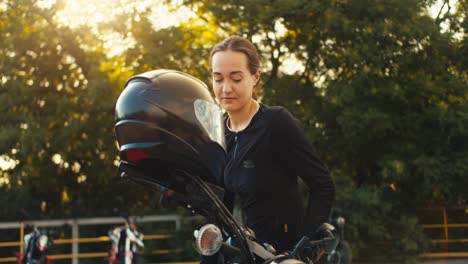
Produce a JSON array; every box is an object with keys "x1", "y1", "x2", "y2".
[{"x1": 211, "y1": 50, "x2": 260, "y2": 113}]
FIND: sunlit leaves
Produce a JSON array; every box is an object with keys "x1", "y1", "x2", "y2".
[
  {"x1": 0, "y1": 0, "x2": 160, "y2": 220},
  {"x1": 178, "y1": 0, "x2": 468, "y2": 261},
  {"x1": 1, "y1": 0, "x2": 467, "y2": 260}
]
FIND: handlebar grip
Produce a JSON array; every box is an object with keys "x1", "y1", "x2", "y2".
[{"x1": 290, "y1": 236, "x2": 310, "y2": 256}]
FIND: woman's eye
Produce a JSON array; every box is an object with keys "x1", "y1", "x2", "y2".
[
  {"x1": 233, "y1": 79, "x2": 242, "y2": 83},
  {"x1": 214, "y1": 79, "x2": 222, "y2": 83}
]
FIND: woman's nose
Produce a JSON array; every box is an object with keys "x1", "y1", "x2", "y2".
[{"x1": 222, "y1": 81, "x2": 233, "y2": 92}]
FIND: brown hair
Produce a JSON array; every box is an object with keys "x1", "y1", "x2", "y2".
[{"x1": 210, "y1": 35, "x2": 261, "y2": 98}]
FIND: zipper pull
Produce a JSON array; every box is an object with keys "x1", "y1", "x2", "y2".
[{"x1": 233, "y1": 133, "x2": 238, "y2": 159}]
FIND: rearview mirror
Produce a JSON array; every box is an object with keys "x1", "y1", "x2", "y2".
[{"x1": 316, "y1": 223, "x2": 339, "y2": 254}]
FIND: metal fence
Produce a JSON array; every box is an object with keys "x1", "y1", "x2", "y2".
[
  {"x1": 419, "y1": 207, "x2": 468, "y2": 259},
  {"x1": 0, "y1": 214, "x2": 189, "y2": 264},
  {"x1": 3, "y1": 208, "x2": 467, "y2": 263}
]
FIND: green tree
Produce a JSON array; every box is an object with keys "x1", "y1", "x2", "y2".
[
  {"x1": 179, "y1": 0, "x2": 468, "y2": 261},
  {"x1": 1, "y1": 0, "x2": 467, "y2": 262},
  {"x1": 0, "y1": 0, "x2": 159, "y2": 220}
]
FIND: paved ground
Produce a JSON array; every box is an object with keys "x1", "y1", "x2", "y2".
[
  {"x1": 360, "y1": 260, "x2": 468, "y2": 264},
  {"x1": 354, "y1": 260, "x2": 468, "y2": 264},
  {"x1": 420, "y1": 260, "x2": 468, "y2": 264}
]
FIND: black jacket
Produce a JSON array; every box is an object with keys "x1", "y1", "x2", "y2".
[{"x1": 222, "y1": 104, "x2": 335, "y2": 252}]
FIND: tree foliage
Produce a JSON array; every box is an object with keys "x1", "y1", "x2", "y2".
[
  {"x1": 180, "y1": 0, "x2": 468, "y2": 261},
  {"x1": 0, "y1": 0, "x2": 159, "y2": 219},
  {"x1": 0, "y1": 0, "x2": 467, "y2": 262}
]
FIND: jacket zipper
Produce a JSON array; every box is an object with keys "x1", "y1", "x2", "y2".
[{"x1": 233, "y1": 133, "x2": 238, "y2": 160}]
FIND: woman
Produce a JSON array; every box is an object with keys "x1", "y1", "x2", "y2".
[{"x1": 210, "y1": 35, "x2": 335, "y2": 255}]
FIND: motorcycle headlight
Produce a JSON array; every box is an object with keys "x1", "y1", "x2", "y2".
[
  {"x1": 37, "y1": 235, "x2": 48, "y2": 250},
  {"x1": 194, "y1": 224, "x2": 223, "y2": 256}
]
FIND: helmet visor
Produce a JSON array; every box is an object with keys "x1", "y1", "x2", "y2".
[{"x1": 194, "y1": 99, "x2": 225, "y2": 149}]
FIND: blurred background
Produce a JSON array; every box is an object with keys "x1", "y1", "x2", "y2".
[{"x1": 0, "y1": 0, "x2": 467, "y2": 263}]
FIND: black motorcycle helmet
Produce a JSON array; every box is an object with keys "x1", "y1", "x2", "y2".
[{"x1": 115, "y1": 69, "x2": 226, "y2": 192}]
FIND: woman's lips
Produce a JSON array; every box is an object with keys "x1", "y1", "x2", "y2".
[{"x1": 221, "y1": 97, "x2": 236, "y2": 102}]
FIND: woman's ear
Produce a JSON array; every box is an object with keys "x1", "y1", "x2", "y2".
[{"x1": 254, "y1": 69, "x2": 261, "y2": 85}]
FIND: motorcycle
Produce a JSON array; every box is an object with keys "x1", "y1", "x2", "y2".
[
  {"x1": 326, "y1": 209, "x2": 352, "y2": 264},
  {"x1": 108, "y1": 215, "x2": 145, "y2": 264},
  {"x1": 119, "y1": 162, "x2": 338, "y2": 264},
  {"x1": 19, "y1": 225, "x2": 53, "y2": 264},
  {"x1": 114, "y1": 69, "x2": 340, "y2": 264}
]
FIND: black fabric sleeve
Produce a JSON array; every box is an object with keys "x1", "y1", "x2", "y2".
[
  {"x1": 272, "y1": 108, "x2": 335, "y2": 237},
  {"x1": 222, "y1": 189, "x2": 235, "y2": 214}
]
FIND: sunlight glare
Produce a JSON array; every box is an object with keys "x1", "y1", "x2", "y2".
[
  {"x1": 428, "y1": 0, "x2": 463, "y2": 39},
  {"x1": 0, "y1": 2, "x2": 7, "y2": 11},
  {"x1": 150, "y1": 2, "x2": 195, "y2": 30},
  {"x1": 51, "y1": 0, "x2": 193, "y2": 57},
  {"x1": 54, "y1": 0, "x2": 193, "y2": 30},
  {"x1": 428, "y1": 0, "x2": 458, "y2": 19},
  {"x1": 51, "y1": 153, "x2": 63, "y2": 165},
  {"x1": 37, "y1": 0, "x2": 55, "y2": 9},
  {"x1": 102, "y1": 31, "x2": 137, "y2": 58},
  {"x1": 55, "y1": 1, "x2": 123, "y2": 28},
  {"x1": 0, "y1": 155, "x2": 17, "y2": 171}
]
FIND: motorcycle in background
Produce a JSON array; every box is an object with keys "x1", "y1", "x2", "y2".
[
  {"x1": 108, "y1": 215, "x2": 145, "y2": 264},
  {"x1": 18, "y1": 225, "x2": 53, "y2": 264},
  {"x1": 326, "y1": 208, "x2": 352, "y2": 264}
]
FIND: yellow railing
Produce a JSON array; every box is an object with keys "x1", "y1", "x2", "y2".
[
  {"x1": 0, "y1": 214, "x2": 191, "y2": 263},
  {"x1": 419, "y1": 207, "x2": 468, "y2": 259},
  {"x1": 0, "y1": 234, "x2": 177, "y2": 263}
]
